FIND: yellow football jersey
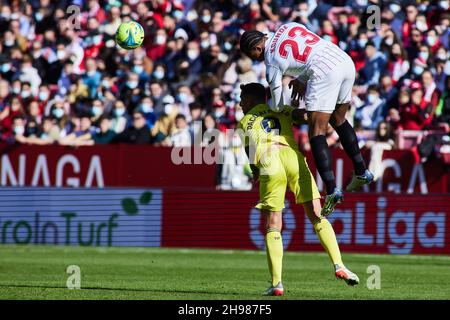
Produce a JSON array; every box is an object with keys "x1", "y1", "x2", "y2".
[{"x1": 237, "y1": 103, "x2": 299, "y2": 165}]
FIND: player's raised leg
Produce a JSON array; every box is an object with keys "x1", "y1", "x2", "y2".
[
  {"x1": 302, "y1": 199, "x2": 359, "y2": 286},
  {"x1": 307, "y1": 111, "x2": 343, "y2": 217},
  {"x1": 330, "y1": 104, "x2": 373, "y2": 192},
  {"x1": 262, "y1": 210, "x2": 284, "y2": 296}
]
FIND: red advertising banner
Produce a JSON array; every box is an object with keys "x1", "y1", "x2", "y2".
[
  {"x1": 0, "y1": 143, "x2": 448, "y2": 193},
  {"x1": 162, "y1": 191, "x2": 450, "y2": 255},
  {"x1": 0, "y1": 143, "x2": 217, "y2": 188}
]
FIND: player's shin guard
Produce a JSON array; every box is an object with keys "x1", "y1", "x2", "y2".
[
  {"x1": 334, "y1": 120, "x2": 366, "y2": 175},
  {"x1": 310, "y1": 135, "x2": 336, "y2": 195},
  {"x1": 313, "y1": 218, "x2": 343, "y2": 267},
  {"x1": 265, "y1": 228, "x2": 283, "y2": 287}
]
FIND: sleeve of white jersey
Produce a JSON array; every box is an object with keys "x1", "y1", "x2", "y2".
[{"x1": 266, "y1": 64, "x2": 284, "y2": 112}]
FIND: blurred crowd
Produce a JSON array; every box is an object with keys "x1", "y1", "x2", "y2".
[{"x1": 0, "y1": 0, "x2": 449, "y2": 187}]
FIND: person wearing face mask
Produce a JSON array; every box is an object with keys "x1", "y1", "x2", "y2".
[
  {"x1": 18, "y1": 55, "x2": 42, "y2": 96},
  {"x1": 410, "y1": 57, "x2": 428, "y2": 80},
  {"x1": 133, "y1": 58, "x2": 151, "y2": 84},
  {"x1": 10, "y1": 116, "x2": 29, "y2": 144},
  {"x1": 380, "y1": 30, "x2": 399, "y2": 55},
  {"x1": 147, "y1": 29, "x2": 167, "y2": 61},
  {"x1": 152, "y1": 65, "x2": 166, "y2": 81},
  {"x1": 355, "y1": 85, "x2": 386, "y2": 130},
  {"x1": 421, "y1": 70, "x2": 439, "y2": 107},
  {"x1": 185, "y1": 41, "x2": 202, "y2": 75},
  {"x1": 389, "y1": 43, "x2": 410, "y2": 84},
  {"x1": 212, "y1": 100, "x2": 233, "y2": 132},
  {"x1": 51, "y1": 106, "x2": 65, "y2": 120},
  {"x1": 82, "y1": 58, "x2": 101, "y2": 99},
  {"x1": 414, "y1": 15, "x2": 429, "y2": 33},
  {"x1": 120, "y1": 72, "x2": 142, "y2": 112},
  {"x1": 425, "y1": 29, "x2": 441, "y2": 52},
  {"x1": 0, "y1": 58, "x2": 14, "y2": 82},
  {"x1": 198, "y1": 7, "x2": 212, "y2": 32},
  {"x1": 111, "y1": 101, "x2": 130, "y2": 134},
  {"x1": 139, "y1": 97, "x2": 157, "y2": 129},
  {"x1": 90, "y1": 99, "x2": 105, "y2": 125},
  {"x1": 20, "y1": 82, "x2": 36, "y2": 109},
  {"x1": 49, "y1": 102, "x2": 74, "y2": 141},
  {"x1": 38, "y1": 85, "x2": 51, "y2": 104},
  {"x1": 176, "y1": 85, "x2": 194, "y2": 120}
]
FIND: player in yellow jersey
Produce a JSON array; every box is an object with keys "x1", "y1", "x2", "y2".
[{"x1": 236, "y1": 83, "x2": 359, "y2": 296}]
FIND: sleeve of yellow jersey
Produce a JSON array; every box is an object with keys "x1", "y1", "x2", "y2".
[{"x1": 283, "y1": 105, "x2": 294, "y2": 124}]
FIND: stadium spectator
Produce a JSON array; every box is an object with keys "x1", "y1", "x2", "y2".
[
  {"x1": 189, "y1": 101, "x2": 204, "y2": 145},
  {"x1": 0, "y1": 0, "x2": 446, "y2": 159},
  {"x1": 358, "y1": 41, "x2": 387, "y2": 86},
  {"x1": 115, "y1": 110, "x2": 151, "y2": 144},
  {"x1": 91, "y1": 116, "x2": 116, "y2": 145},
  {"x1": 170, "y1": 113, "x2": 191, "y2": 147},
  {"x1": 355, "y1": 85, "x2": 386, "y2": 130},
  {"x1": 60, "y1": 116, "x2": 94, "y2": 146},
  {"x1": 110, "y1": 100, "x2": 129, "y2": 134},
  {"x1": 395, "y1": 87, "x2": 434, "y2": 130},
  {"x1": 367, "y1": 121, "x2": 395, "y2": 181}
]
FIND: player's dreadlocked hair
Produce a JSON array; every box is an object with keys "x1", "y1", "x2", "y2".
[
  {"x1": 240, "y1": 83, "x2": 266, "y2": 103},
  {"x1": 240, "y1": 30, "x2": 266, "y2": 56}
]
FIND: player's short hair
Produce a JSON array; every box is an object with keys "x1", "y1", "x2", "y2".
[
  {"x1": 240, "y1": 83, "x2": 266, "y2": 102},
  {"x1": 240, "y1": 30, "x2": 265, "y2": 55}
]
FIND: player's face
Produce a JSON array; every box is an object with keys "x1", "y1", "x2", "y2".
[{"x1": 248, "y1": 43, "x2": 265, "y2": 61}]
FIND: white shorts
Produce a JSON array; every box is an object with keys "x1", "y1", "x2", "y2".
[{"x1": 305, "y1": 51, "x2": 355, "y2": 114}]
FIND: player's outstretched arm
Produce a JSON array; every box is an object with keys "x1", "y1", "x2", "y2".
[
  {"x1": 244, "y1": 146, "x2": 260, "y2": 182},
  {"x1": 266, "y1": 65, "x2": 284, "y2": 112}
]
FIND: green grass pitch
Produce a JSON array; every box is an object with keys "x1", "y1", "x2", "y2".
[{"x1": 0, "y1": 245, "x2": 449, "y2": 300}]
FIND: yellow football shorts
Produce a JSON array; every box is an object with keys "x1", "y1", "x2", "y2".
[{"x1": 256, "y1": 146, "x2": 320, "y2": 212}]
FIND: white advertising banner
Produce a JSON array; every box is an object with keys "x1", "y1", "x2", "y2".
[{"x1": 0, "y1": 188, "x2": 162, "y2": 247}]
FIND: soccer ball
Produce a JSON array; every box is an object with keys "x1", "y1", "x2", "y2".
[{"x1": 115, "y1": 21, "x2": 144, "y2": 50}]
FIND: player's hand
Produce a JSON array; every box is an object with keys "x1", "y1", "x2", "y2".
[{"x1": 289, "y1": 79, "x2": 307, "y2": 101}]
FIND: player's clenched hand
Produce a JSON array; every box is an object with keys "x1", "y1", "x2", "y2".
[{"x1": 289, "y1": 79, "x2": 307, "y2": 101}]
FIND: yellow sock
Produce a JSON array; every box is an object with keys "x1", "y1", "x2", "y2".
[
  {"x1": 313, "y1": 218, "x2": 343, "y2": 267},
  {"x1": 265, "y1": 228, "x2": 283, "y2": 286}
]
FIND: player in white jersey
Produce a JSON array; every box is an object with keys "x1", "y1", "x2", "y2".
[{"x1": 240, "y1": 22, "x2": 373, "y2": 216}]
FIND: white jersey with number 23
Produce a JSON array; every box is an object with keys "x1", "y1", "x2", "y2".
[{"x1": 264, "y1": 22, "x2": 356, "y2": 114}]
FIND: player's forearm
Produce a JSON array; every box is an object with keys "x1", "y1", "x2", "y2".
[
  {"x1": 270, "y1": 85, "x2": 285, "y2": 112},
  {"x1": 292, "y1": 109, "x2": 308, "y2": 125},
  {"x1": 267, "y1": 65, "x2": 284, "y2": 112}
]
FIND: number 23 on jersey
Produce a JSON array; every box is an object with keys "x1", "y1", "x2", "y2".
[{"x1": 279, "y1": 26, "x2": 319, "y2": 64}]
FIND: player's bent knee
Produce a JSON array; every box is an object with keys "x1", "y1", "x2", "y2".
[
  {"x1": 264, "y1": 211, "x2": 283, "y2": 230},
  {"x1": 302, "y1": 198, "x2": 323, "y2": 223}
]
